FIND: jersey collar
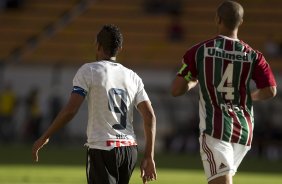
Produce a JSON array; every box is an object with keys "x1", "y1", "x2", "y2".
[{"x1": 218, "y1": 35, "x2": 240, "y2": 41}]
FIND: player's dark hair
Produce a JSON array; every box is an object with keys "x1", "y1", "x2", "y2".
[
  {"x1": 217, "y1": 0, "x2": 244, "y2": 30},
  {"x1": 96, "y1": 24, "x2": 123, "y2": 57}
]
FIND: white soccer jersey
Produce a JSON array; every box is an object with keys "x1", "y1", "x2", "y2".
[{"x1": 72, "y1": 61, "x2": 150, "y2": 150}]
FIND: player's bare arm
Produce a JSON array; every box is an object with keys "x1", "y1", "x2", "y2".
[
  {"x1": 32, "y1": 93, "x2": 84, "y2": 162},
  {"x1": 137, "y1": 101, "x2": 157, "y2": 183},
  {"x1": 251, "y1": 86, "x2": 277, "y2": 101},
  {"x1": 171, "y1": 76, "x2": 198, "y2": 97}
]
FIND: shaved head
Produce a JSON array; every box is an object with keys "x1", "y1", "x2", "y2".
[{"x1": 217, "y1": 1, "x2": 244, "y2": 30}]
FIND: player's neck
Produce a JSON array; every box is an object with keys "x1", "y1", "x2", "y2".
[
  {"x1": 96, "y1": 55, "x2": 116, "y2": 61},
  {"x1": 218, "y1": 27, "x2": 239, "y2": 40}
]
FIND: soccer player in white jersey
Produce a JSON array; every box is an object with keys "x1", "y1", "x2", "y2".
[
  {"x1": 32, "y1": 25, "x2": 157, "y2": 184},
  {"x1": 171, "y1": 1, "x2": 276, "y2": 184}
]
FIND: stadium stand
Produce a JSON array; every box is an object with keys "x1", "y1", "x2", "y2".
[
  {"x1": 0, "y1": 0, "x2": 281, "y2": 70},
  {"x1": 0, "y1": 0, "x2": 81, "y2": 63}
]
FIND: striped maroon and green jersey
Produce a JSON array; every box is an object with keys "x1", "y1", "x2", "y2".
[{"x1": 177, "y1": 35, "x2": 276, "y2": 146}]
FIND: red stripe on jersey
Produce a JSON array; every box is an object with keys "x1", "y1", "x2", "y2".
[
  {"x1": 240, "y1": 62, "x2": 253, "y2": 146},
  {"x1": 213, "y1": 108, "x2": 223, "y2": 139},
  {"x1": 240, "y1": 47, "x2": 253, "y2": 146},
  {"x1": 206, "y1": 40, "x2": 214, "y2": 48},
  {"x1": 229, "y1": 110, "x2": 241, "y2": 143},
  {"x1": 239, "y1": 62, "x2": 251, "y2": 107},
  {"x1": 222, "y1": 60, "x2": 230, "y2": 101},
  {"x1": 224, "y1": 39, "x2": 233, "y2": 51},
  {"x1": 243, "y1": 109, "x2": 253, "y2": 146}
]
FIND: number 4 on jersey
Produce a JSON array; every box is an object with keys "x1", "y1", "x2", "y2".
[{"x1": 217, "y1": 63, "x2": 234, "y2": 100}]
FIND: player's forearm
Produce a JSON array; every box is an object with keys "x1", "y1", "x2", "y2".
[
  {"x1": 251, "y1": 86, "x2": 277, "y2": 101},
  {"x1": 143, "y1": 116, "x2": 156, "y2": 159},
  {"x1": 41, "y1": 93, "x2": 84, "y2": 140},
  {"x1": 143, "y1": 129, "x2": 156, "y2": 159},
  {"x1": 171, "y1": 77, "x2": 198, "y2": 97},
  {"x1": 137, "y1": 101, "x2": 156, "y2": 158},
  {"x1": 171, "y1": 82, "x2": 188, "y2": 97},
  {"x1": 41, "y1": 107, "x2": 77, "y2": 140}
]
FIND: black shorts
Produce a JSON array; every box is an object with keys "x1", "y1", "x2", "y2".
[{"x1": 86, "y1": 146, "x2": 138, "y2": 184}]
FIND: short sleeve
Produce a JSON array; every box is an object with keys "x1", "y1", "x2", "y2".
[
  {"x1": 72, "y1": 64, "x2": 91, "y2": 97},
  {"x1": 177, "y1": 46, "x2": 198, "y2": 81},
  {"x1": 252, "y1": 53, "x2": 277, "y2": 89},
  {"x1": 134, "y1": 75, "x2": 150, "y2": 106}
]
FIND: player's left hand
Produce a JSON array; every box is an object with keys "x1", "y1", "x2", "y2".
[
  {"x1": 32, "y1": 137, "x2": 49, "y2": 162},
  {"x1": 140, "y1": 157, "x2": 157, "y2": 184}
]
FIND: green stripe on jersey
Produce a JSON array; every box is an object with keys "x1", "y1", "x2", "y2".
[
  {"x1": 214, "y1": 39, "x2": 224, "y2": 105},
  {"x1": 197, "y1": 45, "x2": 214, "y2": 135},
  {"x1": 246, "y1": 51, "x2": 258, "y2": 110},
  {"x1": 222, "y1": 111, "x2": 232, "y2": 142},
  {"x1": 232, "y1": 61, "x2": 242, "y2": 105},
  {"x1": 237, "y1": 110, "x2": 249, "y2": 145},
  {"x1": 215, "y1": 38, "x2": 224, "y2": 48},
  {"x1": 235, "y1": 41, "x2": 244, "y2": 51}
]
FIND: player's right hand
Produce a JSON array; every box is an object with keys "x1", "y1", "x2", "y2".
[{"x1": 32, "y1": 137, "x2": 49, "y2": 162}]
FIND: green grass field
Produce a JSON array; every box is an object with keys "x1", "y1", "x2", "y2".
[
  {"x1": 0, "y1": 165, "x2": 281, "y2": 184},
  {"x1": 0, "y1": 144, "x2": 282, "y2": 184}
]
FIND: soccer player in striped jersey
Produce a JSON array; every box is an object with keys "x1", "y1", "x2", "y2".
[
  {"x1": 32, "y1": 25, "x2": 157, "y2": 184},
  {"x1": 171, "y1": 1, "x2": 277, "y2": 184}
]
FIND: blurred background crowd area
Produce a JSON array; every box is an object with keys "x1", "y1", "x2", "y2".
[{"x1": 0, "y1": 0, "x2": 281, "y2": 160}]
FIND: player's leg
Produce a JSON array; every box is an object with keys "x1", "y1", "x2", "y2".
[
  {"x1": 117, "y1": 146, "x2": 138, "y2": 184},
  {"x1": 199, "y1": 133, "x2": 234, "y2": 184},
  {"x1": 86, "y1": 148, "x2": 117, "y2": 184},
  {"x1": 208, "y1": 143, "x2": 250, "y2": 184},
  {"x1": 208, "y1": 174, "x2": 232, "y2": 184},
  {"x1": 232, "y1": 142, "x2": 251, "y2": 174}
]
